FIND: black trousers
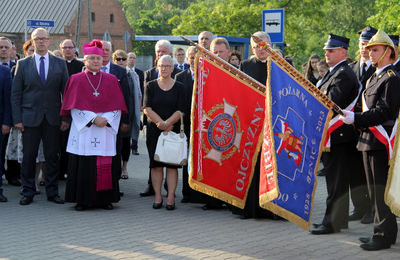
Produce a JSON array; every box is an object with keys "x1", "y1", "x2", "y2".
[
  {"x1": 21, "y1": 118, "x2": 60, "y2": 198},
  {"x1": 1, "y1": 133, "x2": 20, "y2": 182},
  {"x1": 363, "y1": 150, "x2": 398, "y2": 244},
  {"x1": 349, "y1": 149, "x2": 371, "y2": 215},
  {"x1": 322, "y1": 143, "x2": 359, "y2": 231}
]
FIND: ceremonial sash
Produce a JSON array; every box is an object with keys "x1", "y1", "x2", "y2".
[
  {"x1": 189, "y1": 55, "x2": 265, "y2": 208},
  {"x1": 260, "y1": 58, "x2": 332, "y2": 230},
  {"x1": 324, "y1": 84, "x2": 362, "y2": 148},
  {"x1": 362, "y1": 94, "x2": 397, "y2": 159}
]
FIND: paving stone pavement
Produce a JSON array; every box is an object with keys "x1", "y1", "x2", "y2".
[{"x1": 1, "y1": 133, "x2": 399, "y2": 260}]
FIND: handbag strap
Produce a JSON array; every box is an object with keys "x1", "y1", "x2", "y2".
[{"x1": 179, "y1": 111, "x2": 184, "y2": 135}]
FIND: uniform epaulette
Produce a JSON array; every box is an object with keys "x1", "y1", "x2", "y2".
[{"x1": 387, "y1": 69, "x2": 396, "y2": 77}]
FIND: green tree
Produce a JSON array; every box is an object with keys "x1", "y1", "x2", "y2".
[
  {"x1": 120, "y1": 0, "x2": 192, "y2": 55},
  {"x1": 367, "y1": 0, "x2": 400, "y2": 34}
]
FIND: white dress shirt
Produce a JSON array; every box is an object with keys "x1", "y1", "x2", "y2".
[{"x1": 34, "y1": 52, "x2": 49, "y2": 80}]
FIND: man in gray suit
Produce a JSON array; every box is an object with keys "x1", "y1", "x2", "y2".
[{"x1": 12, "y1": 28, "x2": 69, "y2": 205}]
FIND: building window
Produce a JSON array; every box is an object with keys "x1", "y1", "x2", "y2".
[
  {"x1": 91, "y1": 12, "x2": 95, "y2": 22},
  {"x1": 110, "y1": 14, "x2": 114, "y2": 23}
]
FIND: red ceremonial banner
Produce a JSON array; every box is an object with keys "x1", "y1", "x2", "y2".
[{"x1": 189, "y1": 55, "x2": 265, "y2": 208}]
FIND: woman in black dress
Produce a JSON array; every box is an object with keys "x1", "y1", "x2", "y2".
[{"x1": 143, "y1": 55, "x2": 184, "y2": 210}]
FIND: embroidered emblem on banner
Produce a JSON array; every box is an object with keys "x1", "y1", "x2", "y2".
[
  {"x1": 201, "y1": 98, "x2": 242, "y2": 166},
  {"x1": 273, "y1": 108, "x2": 307, "y2": 181}
]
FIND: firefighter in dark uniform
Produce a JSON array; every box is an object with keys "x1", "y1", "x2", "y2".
[
  {"x1": 311, "y1": 34, "x2": 361, "y2": 235},
  {"x1": 347, "y1": 26, "x2": 377, "y2": 224},
  {"x1": 340, "y1": 29, "x2": 400, "y2": 251},
  {"x1": 389, "y1": 35, "x2": 399, "y2": 72}
]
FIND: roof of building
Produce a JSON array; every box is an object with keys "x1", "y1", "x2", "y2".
[{"x1": 0, "y1": 0, "x2": 78, "y2": 34}]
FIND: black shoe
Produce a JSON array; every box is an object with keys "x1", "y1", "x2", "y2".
[
  {"x1": 360, "y1": 212, "x2": 374, "y2": 224},
  {"x1": 140, "y1": 186, "x2": 155, "y2": 197},
  {"x1": 102, "y1": 203, "x2": 114, "y2": 210},
  {"x1": 166, "y1": 203, "x2": 176, "y2": 210},
  {"x1": 349, "y1": 211, "x2": 363, "y2": 221},
  {"x1": 8, "y1": 179, "x2": 21, "y2": 186},
  {"x1": 0, "y1": 193, "x2": 8, "y2": 202},
  {"x1": 359, "y1": 237, "x2": 395, "y2": 245},
  {"x1": 132, "y1": 149, "x2": 139, "y2": 155},
  {"x1": 317, "y1": 169, "x2": 326, "y2": 176},
  {"x1": 310, "y1": 225, "x2": 336, "y2": 235},
  {"x1": 153, "y1": 200, "x2": 163, "y2": 209},
  {"x1": 19, "y1": 196, "x2": 33, "y2": 205},
  {"x1": 75, "y1": 204, "x2": 86, "y2": 211},
  {"x1": 47, "y1": 195, "x2": 65, "y2": 204},
  {"x1": 181, "y1": 197, "x2": 190, "y2": 203},
  {"x1": 119, "y1": 192, "x2": 124, "y2": 197},
  {"x1": 360, "y1": 240, "x2": 391, "y2": 251}
]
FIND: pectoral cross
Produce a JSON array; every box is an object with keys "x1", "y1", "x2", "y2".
[{"x1": 93, "y1": 91, "x2": 100, "y2": 97}]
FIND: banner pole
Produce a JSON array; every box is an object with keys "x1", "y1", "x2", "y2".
[{"x1": 251, "y1": 36, "x2": 343, "y2": 116}]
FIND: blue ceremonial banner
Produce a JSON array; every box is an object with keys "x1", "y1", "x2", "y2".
[{"x1": 260, "y1": 58, "x2": 332, "y2": 230}]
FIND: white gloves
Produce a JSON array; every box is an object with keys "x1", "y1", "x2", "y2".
[{"x1": 339, "y1": 110, "x2": 354, "y2": 125}]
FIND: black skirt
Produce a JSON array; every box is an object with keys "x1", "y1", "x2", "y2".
[{"x1": 65, "y1": 154, "x2": 120, "y2": 206}]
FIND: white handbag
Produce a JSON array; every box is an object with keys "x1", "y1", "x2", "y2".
[{"x1": 154, "y1": 113, "x2": 188, "y2": 166}]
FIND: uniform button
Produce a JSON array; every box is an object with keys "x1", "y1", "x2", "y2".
[{"x1": 340, "y1": 133, "x2": 343, "y2": 136}]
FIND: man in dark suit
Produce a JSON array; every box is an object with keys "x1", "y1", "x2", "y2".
[
  {"x1": 11, "y1": 28, "x2": 69, "y2": 205},
  {"x1": 340, "y1": 29, "x2": 400, "y2": 251},
  {"x1": 101, "y1": 41, "x2": 130, "y2": 197},
  {"x1": 311, "y1": 34, "x2": 361, "y2": 234},
  {"x1": 175, "y1": 46, "x2": 200, "y2": 203},
  {"x1": 0, "y1": 65, "x2": 12, "y2": 202},
  {"x1": 140, "y1": 39, "x2": 181, "y2": 197},
  {"x1": 127, "y1": 51, "x2": 144, "y2": 155},
  {"x1": 59, "y1": 39, "x2": 85, "y2": 180},
  {"x1": 0, "y1": 36, "x2": 20, "y2": 187},
  {"x1": 174, "y1": 48, "x2": 189, "y2": 71},
  {"x1": 347, "y1": 26, "x2": 377, "y2": 224},
  {"x1": 389, "y1": 35, "x2": 399, "y2": 72}
]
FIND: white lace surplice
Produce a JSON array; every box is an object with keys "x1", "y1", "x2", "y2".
[{"x1": 67, "y1": 109, "x2": 121, "y2": 156}]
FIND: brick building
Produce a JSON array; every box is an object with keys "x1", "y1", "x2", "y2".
[{"x1": 0, "y1": 0, "x2": 133, "y2": 57}]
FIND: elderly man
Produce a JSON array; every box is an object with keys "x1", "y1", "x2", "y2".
[
  {"x1": 0, "y1": 36, "x2": 20, "y2": 187},
  {"x1": 140, "y1": 39, "x2": 181, "y2": 197},
  {"x1": 100, "y1": 41, "x2": 130, "y2": 194},
  {"x1": 311, "y1": 34, "x2": 360, "y2": 234},
  {"x1": 198, "y1": 31, "x2": 214, "y2": 50},
  {"x1": 175, "y1": 46, "x2": 203, "y2": 203},
  {"x1": 12, "y1": 28, "x2": 69, "y2": 205},
  {"x1": 62, "y1": 40, "x2": 127, "y2": 211},
  {"x1": 0, "y1": 65, "x2": 12, "y2": 202},
  {"x1": 341, "y1": 29, "x2": 400, "y2": 251}
]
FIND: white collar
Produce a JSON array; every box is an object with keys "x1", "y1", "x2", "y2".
[
  {"x1": 329, "y1": 59, "x2": 347, "y2": 72},
  {"x1": 375, "y1": 64, "x2": 391, "y2": 76}
]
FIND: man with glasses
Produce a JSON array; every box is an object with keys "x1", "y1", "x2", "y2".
[
  {"x1": 60, "y1": 39, "x2": 84, "y2": 76},
  {"x1": 174, "y1": 48, "x2": 188, "y2": 71},
  {"x1": 11, "y1": 27, "x2": 69, "y2": 205}
]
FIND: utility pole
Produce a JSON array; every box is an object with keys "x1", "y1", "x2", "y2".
[
  {"x1": 75, "y1": 0, "x2": 83, "y2": 49},
  {"x1": 87, "y1": 0, "x2": 93, "y2": 41}
]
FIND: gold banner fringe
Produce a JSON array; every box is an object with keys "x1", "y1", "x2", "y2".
[
  {"x1": 385, "y1": 111, "x2": 400, "y2": 217},
  {"x1": 188, "y1": 54, "x2": 264, "y2": 209},
  {"x1": 259, "y1": 57, "x2": 333, "y2": 231}
]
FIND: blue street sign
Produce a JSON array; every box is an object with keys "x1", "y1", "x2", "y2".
[
  {"x1": 26, "y1": 20, "x2": 55, "y2": 28},
  {"x1": 262, "y1": 9, "x2": 284, "y2": 43}
]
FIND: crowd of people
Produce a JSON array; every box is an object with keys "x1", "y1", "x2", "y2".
[{"x1": 0, "y1": 26, "x2": 399, "y2": 251}]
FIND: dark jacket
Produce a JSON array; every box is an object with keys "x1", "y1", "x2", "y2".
[
  {"x1": 11, "y1": 54, "x2": 69, "y2": 126},
  {"x1": 319, "y1": 60, "x2": 360, "y2": 145},
  {"x1": 0, "y1": 66, "x2": 12, "y2": 127},
  {"x1": 355, "y1": 66, "x2": 400, "y2": 151},
  {"x1": 175, "y1": 68, "x2": 194, "y2": 137}
]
